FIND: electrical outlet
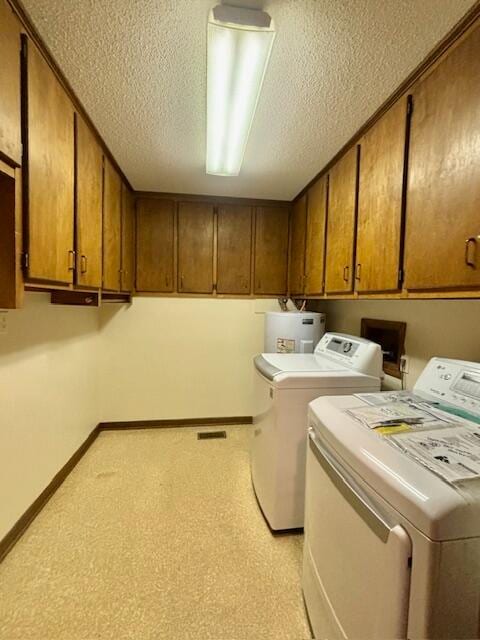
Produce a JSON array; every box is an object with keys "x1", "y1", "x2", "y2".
[
  {"x1": 400, "y1": 355, "x2": 409, "y2": 374},
  {"x1": 0, "y1": 312, "x2": 7, "y2": 335}
]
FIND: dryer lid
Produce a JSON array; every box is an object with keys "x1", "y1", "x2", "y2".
[{"x1": 308, "y1": 395, "x2": 480, "y2": 541}]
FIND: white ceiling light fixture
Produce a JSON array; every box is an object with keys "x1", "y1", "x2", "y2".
[{"x1": 206, "y1": 4, "x2": 276, "y2": 177}]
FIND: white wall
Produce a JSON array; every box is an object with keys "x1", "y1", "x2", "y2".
[
  {"x1": 0, "y1": 294, "x2": 278, "y2": 540},
  {"x1": 3, "y1": 293, "x2": 479, "y2": 541},
  {"x1": 312, "y1": 299, "x2": 480, "y2": 389},
  {"x1": 98, "y1": 297, "x2": 279, "y2": 422},
  {"x1": 0, "y1": 293, "x2": 100, "y2": 540}
]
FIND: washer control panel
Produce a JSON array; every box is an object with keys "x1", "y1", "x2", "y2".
[
  {"x1": 325, "y1": 336, "x2": 359, "y2": 357},
  {"x1": 315, "y1": 333, "x2": 383, "y2": 378},
  {"x1": 414, "y1": 358, "x2": 480, "y2": 417}
]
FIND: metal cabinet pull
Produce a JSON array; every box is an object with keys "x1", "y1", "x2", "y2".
[
  {"x1": 179, "y1": 274, "x2": 184, "y2": 291},
  {"x1": 343, "y1": 265, "x2": 349, "y2": 282},
  {"x1": 465, "y1": 236, "x2": 478, "y2": 268},
  {"x1": 68, "y1": 250, "x2": 76, "y2": 271},
  {"x1": 356, "y1": 263, "x2": 361, "y2": 281},
  {"x1": 80, "y1": 255, "x2": 88, "y2": 274}
]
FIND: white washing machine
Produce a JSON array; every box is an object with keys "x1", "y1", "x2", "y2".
[
  {"x1": 304, "y1": 357, "x2": 480, "y2": 640},
  {"x1": 251, "y1": 333, "x2": 382, "y2": 530}
]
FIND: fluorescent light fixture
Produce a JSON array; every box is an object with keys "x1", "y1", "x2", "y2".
[{"x1": 206, "y1": 5, "x2": 275, "y2": 176}]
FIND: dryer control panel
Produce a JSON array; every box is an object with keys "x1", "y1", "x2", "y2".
[
  {"x1": 414, "y1": 358, "x2": 480, "y2": 417},
  {"x1": 315, "y1": 333, "x2": 383, "y2": 378}
]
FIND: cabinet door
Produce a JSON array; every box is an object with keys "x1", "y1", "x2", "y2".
[
  {"x1": 136, "y1": 199, "x2": 175, "y2": 292},
  {"x1": 102, "y1": 158, "x2": 121, "y2": 291},
  {"x1": 121, "y1": 185, "x2": 135, "y2": 293},
  {"x1": 217, "y1": 204, "x2": 252, "y2": 295},
  {"x1": 0, "y1": 0, "x2": 21, "y2": 165},
  {"x1": 0, "y1": 163, "x2": 23, "y2": 309},
  {"x1": 405, "y1": 25, "x2": 480, "y2": 290},
  {"x1": 305, "y1": 176, "x2": 327, "y2": 296},
  {"x1": 178, "y1": 202, "x2": 214, "y2": 293},
  {"x1": 23, "y1": 38, "x2": 74, "y2": 284},
  {"x1": 75, "y1": 114, "x2": 102, "y2": 288},
  {"x1": 325, "y1": 146, "x2": 358, "y2": 294},
  {"x1": 254, "y1": 206, "x2": 289, "y2": 295},
  {"x1": 289, "y1": 195, "x2": 307, "y2": 296},
  {"x1": 356, "y1": 97, "x2": 408, "y2": 292}
]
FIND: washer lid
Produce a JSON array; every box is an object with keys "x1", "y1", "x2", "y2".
[
  {"x1": 254, "y1": 354, "x2": 380, "y2": 389},
  {"x1": 308, "y1": 395, "x2": 480, "y2": 541},
  {"x1": 260, "y1": 353, "x2": 345, "y2": 374}
]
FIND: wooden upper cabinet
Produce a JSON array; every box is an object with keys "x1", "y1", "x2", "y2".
[
  {"x1": 356, "y1": 97, "x2": 408, "y2": 293},
  {"x1": 216, "y1": 204, "x2": 252, "y2": 295},
  {"x1": 305, "y1": 176, "x2": 328, "y2": 295},
  {"x1": 0, "y1": 0, "x2": 21, "y2": 165},
  {"x1": 325, "y1": 146, "x2": 359, "y2": 293},
  {"x1": 75, "y1": 114, "x2": 103, "y2": 289},
  {"x1": 254, "y1": 206, "x2": 289, "y2": 295},
  {"x1": 136, "y1": 198, "x2": 175, "y2": 292},
  {"x1": 121, "y1": 185, "x2": 135, "y2": 293},
  {"x1": 102, "y1": 158, "x2": 122, "y2": 291},
  {"x1": 23, "y1": 37, "x2": 74, "y2": 284},
  {"x1": 178, "y1": 202, "x2": 214, "y2": 293},
  {"x1": 405, "y1": 25, "x2": 480, "y2": 291},
  {"x1": 0, "y1": 162, "x2": 23, "y2": 309},
  {"x1": 289, "y1": 195, "x2": 307, "y2": 296}
]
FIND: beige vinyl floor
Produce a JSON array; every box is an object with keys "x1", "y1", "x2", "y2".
[{"x1": 0, "y1": 425, "x2": 312, "y2": 640}]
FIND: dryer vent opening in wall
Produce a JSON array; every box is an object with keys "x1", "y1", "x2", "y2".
[
  {"x1": 361, "y1": 318, "x2": 407, "y2": 379},
  {"x1": 197, "y1": 431, "x2": 227, "y2": 440}
]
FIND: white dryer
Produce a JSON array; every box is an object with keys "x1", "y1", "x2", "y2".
[
  {"x1": 304, "y1": 357, "x2": 480, "y2": 640},
  {"x1": 251, "y1": 333, "x2": 382, "y2": 531}
]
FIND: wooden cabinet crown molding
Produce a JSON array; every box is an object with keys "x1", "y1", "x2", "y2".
[{"x1": 134, "y1": 190, "x2": 291, "y2": 208}]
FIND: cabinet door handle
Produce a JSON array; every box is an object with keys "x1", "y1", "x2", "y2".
[
  {"x1": 68, "y1": 250, "x2": 76, "y2": 271},
  {"x1": 356, "y1": 263, "x2": 361, "y2": 281},
  {"x1": 465, "y1": 237, "x2": 478, "y2": 268},
  {"x1": 179, "y1": 274, "x2": 184, "y2": 291},
  {"x1": 80, "y1": 255, "x2": 88, "y2": 274},
  {"x1": 343, "y1": 265, "x2": 349, "y2": 282}
]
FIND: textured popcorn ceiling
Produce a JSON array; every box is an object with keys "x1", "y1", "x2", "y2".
[{"x1": 21, "y1": 0, "x2": 475, "y2": 199}]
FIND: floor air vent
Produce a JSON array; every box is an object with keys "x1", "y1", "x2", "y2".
[{"x1": 197, "y1": 431, "x2": 227, "y2": 440}]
